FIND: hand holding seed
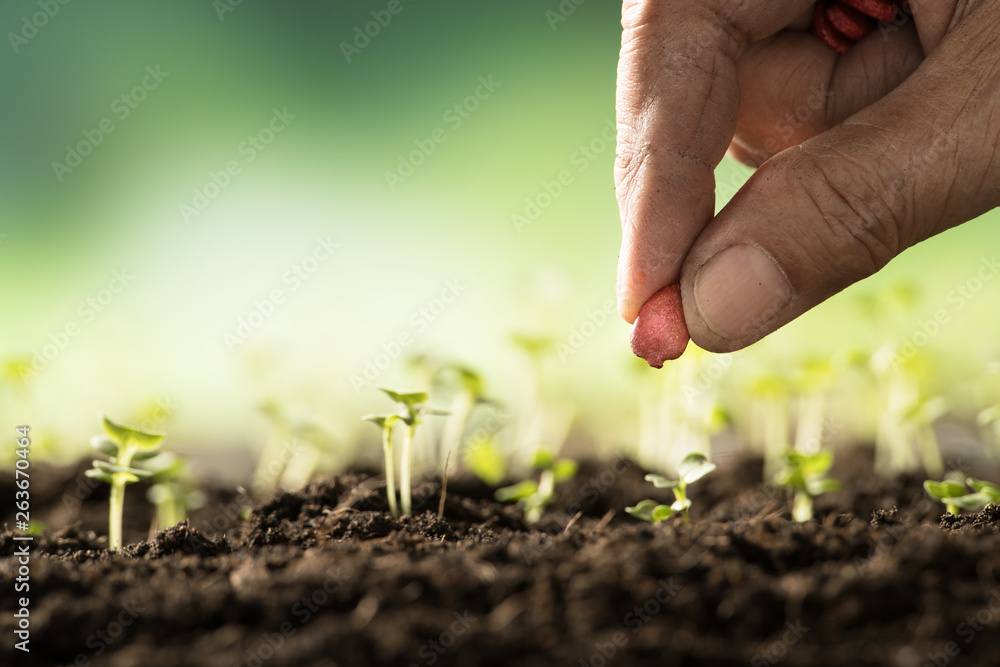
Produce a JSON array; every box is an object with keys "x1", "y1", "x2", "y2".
[{"x1": 617, "y1": 0, "x2": 1000, "y2": 358}]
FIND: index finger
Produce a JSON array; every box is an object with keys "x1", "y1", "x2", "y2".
[{"x1": 615, "y1": 0, "x2": 814, "y2": 322}]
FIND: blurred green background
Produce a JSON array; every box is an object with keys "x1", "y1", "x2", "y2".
[{"x1": 1, "y1": 0, "x2": 998, "y2": 473}]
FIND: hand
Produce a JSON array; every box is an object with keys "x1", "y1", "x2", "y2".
[{"x1": 616, "y1": 0, "x2": 1000, "y2": 353}]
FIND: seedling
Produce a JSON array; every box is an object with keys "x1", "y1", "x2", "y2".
[
  {"x1": 509, "y1": 333, "x2": 558, "y2": 458},
  {"x1": 363, "y1": 388, "x2": 448, "y2": 517},
  {"x1": 924, "y1": 474, "x2": 1000, "y2": 515},
  {"x1": 747, "y1": 373, "x2": 792, "y2": 481},
  {"x1": 863, "y1": 285, "x2": 945, "y2": 477},
  {"x1": 362, "y1": 413, "x2": 401, "y2": 517},
  {"x1": 436, "y1": 363, "x2": 491, "y2": 464},
  {"x1": 462, "y1": 435, "x2": 507, "y2": 486},
  {"x1": 775, "y1": 450, "x2": 842, "y2": 522},
  {"x1": 85, "y1": 415, "x2": 164, "y2": 551},
  {"x1": 495, "y1": 450, "x2": 578, "y2": 523},
  {"x1": 626, "y1": 452, "x2": 716, "y2": 524},
  {"x1": 145, "y1": 452, "x2": 205, "y2": 531}
]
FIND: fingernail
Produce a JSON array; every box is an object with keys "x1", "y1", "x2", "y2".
[{"x1": 693, "y1": 244, "x2": 792, "y2": 341}]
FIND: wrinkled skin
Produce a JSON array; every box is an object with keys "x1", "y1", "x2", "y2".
[{"x1": 615, "y1": 0, "x2": 1000, "y2": 353}]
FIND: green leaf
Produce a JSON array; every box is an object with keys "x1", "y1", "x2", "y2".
[
  {"x1": 552, "y1": 459, "x2": 578, "y2": 482},
  {"x1": 90, "y1": 436, "x2": 119, "y2": 457},
  {"x1": 644, "y1": 473, "x2": 680, "y2": 489},
  {"x1": 91, "y1": 460, "x2": 153, "y2": 480},
  {"x1": 924, "y1": 480, "x2": 967, "y2": 502},
  {"x1": 147, "y1": 453, "x2": 185, "y2": 481},
  {"x1": 438, "y1": 364, "x2": 485, "y2": 397},
  {"x1": 362, "y1": 414, "x2": 400, "y2": 431},
  {"x1": 625, "y1": 499, "x2": 671, "y2": 523},
  {"x1": 462, "y1": 438, "x2": 507, "y2": 486},
  {"x1": 495, "y1": 480, "x2": 538, "y2": 503},
  {"x1": 378, "y1": 388, "x2": 428, "y2": 410},
  {"x1": 509, "y1": 333, "x2": 556, "y2": 358},
  {"x1": 146, "y1": 484, "x2": 175, "y2": 505},
  {"x1": 84, "y1": 468, "x2": 115, "y2": 484},
  {"x1": 670, "y1": 497, "x2": 692, "y2": 513},
  {"x1": 651, "y1": 505, "x2": 674, "y2": 522},
  {"x1": 531, "y1": 450, "x2": 556, "y2": 470},
  {"x1": 943, "y1": 493, "x2": 995, "y2": 512},
  {"x1": 678, "y1": 453, "x2": 716, "y2": 484},
  {"x1": 131, "y1": 447, "x2": 162, "y2": 461},
  {"x1": 775, "y1": 466, "x2": 805, "y2": 491},
  {"x1": 806, "y1": 477, "x2": 842, "y2": 496},
  {"x1": 966, "y1": 478, "x2": 1000, "y2": 501},
  {"x1": 102, "y1": 414, "x2": 164, "y2": 450},
  {"x1": 798, "y1": 451, "x2": 834, "y2": 477}
]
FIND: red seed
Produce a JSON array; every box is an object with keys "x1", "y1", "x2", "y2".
[
  {"x1": 812, "y1": 3, "x2": 853, "y2": 54},
  {"x1": 839, "y1": 0, "x2": 896, "y2": 22},
  {"x1": 630, "y1": 284, "x2": 690, "y2": 369},
  {"x1": 826, "y1": 2, "x2": 876, "y2": 41}
]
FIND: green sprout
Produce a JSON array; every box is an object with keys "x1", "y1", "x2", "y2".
[
  {"x1": 462, "y1": 435, "x2": 507, "y2": 486},
  {"x1": 924, "y1": 474, "x2": 1000, "y2": 515},
  {"x1": 626, "y1": 452, "x2": 716, "y2": 524},
  {"x1": 436, "y1": 364, "x2": 491, "y2": 463},
  {"x1": 85, "y1": 415, "x2": 164, "y2": 551},
  {"x1": 145, "y1": 452, "x2": 206, "y2": 531},
  {"x1": 363, "y1": 388, "x2": 448, "y2": 518},
  {"x1": 362, "y1": 413, "x2": 402, "y2": 518},
  {"x1": 870, "y1": 340, "x2": 945, "y2": 477},
  {"x1": 774, "y1": 450, "x2": 842, "y2": 522},
  {"x1": 747, "y1": 373, "x2": 792, "y2": 481},
  {"x1": 495, "y1": 450, "x2": 578, "y2": 523}
]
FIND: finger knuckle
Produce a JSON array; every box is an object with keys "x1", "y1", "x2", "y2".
[{"x1": 792, "y1": 155, "x2": 905, "y2": 279}]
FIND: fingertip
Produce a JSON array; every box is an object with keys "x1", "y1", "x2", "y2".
[{"x1": 681, "y1": 242, "x2": 794, "y2": 354}]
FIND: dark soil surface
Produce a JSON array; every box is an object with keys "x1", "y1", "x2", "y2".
[{"x1": 2, "y1": 449, "x2": 1000, "y2": 667}]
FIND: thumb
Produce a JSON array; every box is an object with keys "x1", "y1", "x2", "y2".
[{"x1": 680, "y1": 4, "x2": 1000, "y2": 353}]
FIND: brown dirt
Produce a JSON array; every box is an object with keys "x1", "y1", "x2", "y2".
[{"x1": 2, "y1": 450, "x2": 1000, "y2": 667}]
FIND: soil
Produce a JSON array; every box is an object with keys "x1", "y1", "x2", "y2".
[{"x1": 2, "y1": 449, "x2": 1000, "y2": 667}]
